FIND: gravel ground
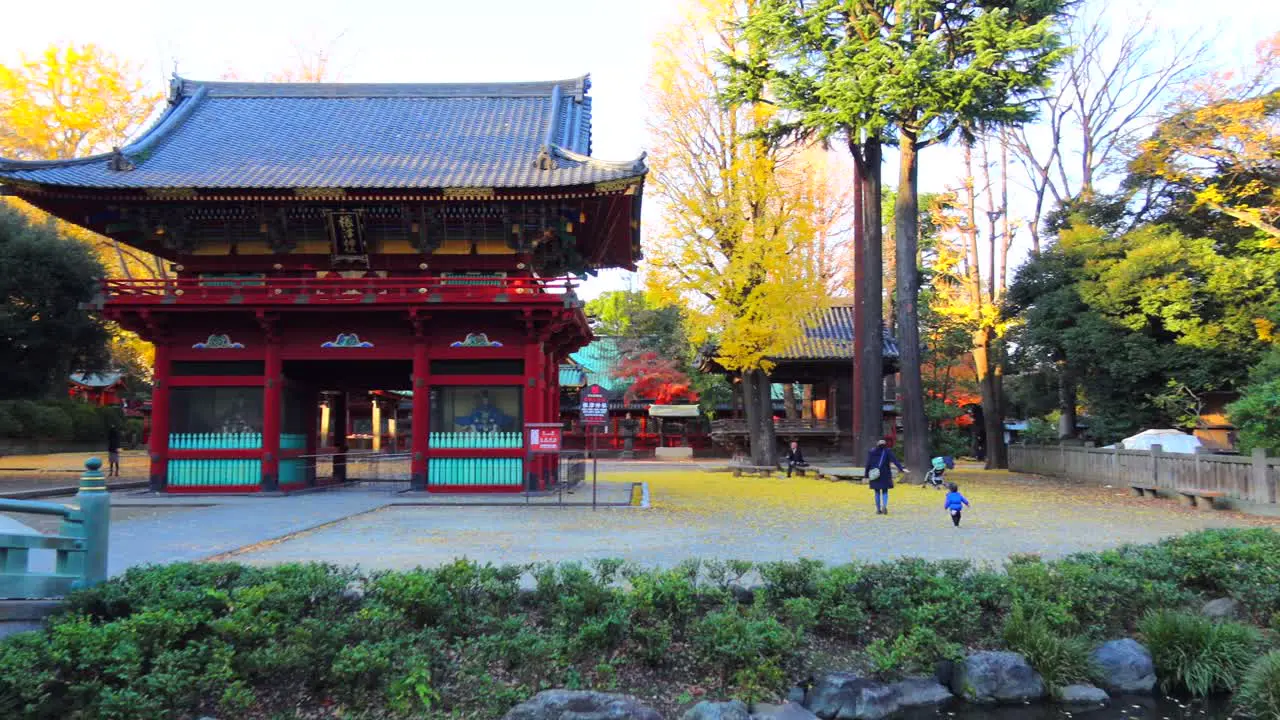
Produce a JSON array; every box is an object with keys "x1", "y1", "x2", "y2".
[{"x1": 232, "y1": 467, "x2": 1276, "y2": 570}]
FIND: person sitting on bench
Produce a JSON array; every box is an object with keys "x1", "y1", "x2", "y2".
[{"x1": 784, "y1": 441, "x2": 809, "y2": 477}]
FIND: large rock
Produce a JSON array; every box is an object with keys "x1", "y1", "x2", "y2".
[
  {"x1": 1201, "y1": 597, "x2": 1241, "y2": 620},
  {"x1": 684, "y1": 700, "x2": 750, "y2": 720},
  {"x1": 341, "y1": 579, "x2": 366, "y2": 603},
  {"x1": 729, "y1": 584, "x2": 757, "y2": 605},
  {"x1": 950, "y1": 651, "x2": 1046, "y2": 705},
  {"x1": 805, "y1": 673, "x2": 900, "y2": 720},
  {"x1": 1091, "y1": 639, "x2": 1156, "y2": 695},
  {"x1": 750, "y1": 702, "x2": 818, "y2": 720},
  {"x1": 890, "y1": 678, "x2": 953, "y2": 708},
  {"x1": 1057, "y1": 684, "x2": 1109, "y2": 708},
  {"x1": 503, "y1": 690, "x2": 663, "y2": 720}
]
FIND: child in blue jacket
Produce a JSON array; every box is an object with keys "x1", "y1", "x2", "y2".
[{"x1": 944, "y1": 483, "x2": 970, "y2": 527}]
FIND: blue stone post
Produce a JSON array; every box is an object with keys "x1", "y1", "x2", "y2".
[{"x1": 77, "y1": 457, "x2": 110, "y2": 586}]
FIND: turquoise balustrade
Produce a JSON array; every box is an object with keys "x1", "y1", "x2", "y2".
[
  {"x1": 168, "y1": 432, "x2": 263, "y2": 450},
  {"x1": 429, "y1": 432, "x2": 523, "y2": 449},
  {"x1": 429, "y1": 457, "x2": 523, "y2": 488},
  {"x1": 169, "y1": 459, "x2": 262, "y2": 488}
]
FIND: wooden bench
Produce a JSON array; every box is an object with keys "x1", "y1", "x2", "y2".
[
  {"x1": 1177, "y1": 489, "x2": 1225, "y2": 511},
  {"x1": 730, "y1": 464, "x2": 779, "y2": 478},
  {"x1": 1130, "y1": 484, "x2": 1159, "y2": 498},
  {"x1": 811, "y1": 465, "x2": 867, "y2": 482}
]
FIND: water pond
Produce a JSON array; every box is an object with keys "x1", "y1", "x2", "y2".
[{"x1": 897, "y1": 694, "x2": 1234, "y2": 719}]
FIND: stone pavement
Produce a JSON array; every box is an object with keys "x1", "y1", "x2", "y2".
[{"x1": 8, "y1": 481, "x2": 638, "y2": 576}]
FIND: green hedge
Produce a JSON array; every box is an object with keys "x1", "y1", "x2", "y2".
[
  {"x1": 0, "y1": 400, "x2": 126, "y2": 444},
  {"x1": 0, "y1": 529, "x2": 1277, "y2": 719}
]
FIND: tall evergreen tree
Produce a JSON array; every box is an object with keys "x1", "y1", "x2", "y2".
[
  {"x1": 0, "y1": 204, "x2": 108, "y2": 399},
  {"x1": 723, "y1": 0, "x2": 1069, "y2": 469}
]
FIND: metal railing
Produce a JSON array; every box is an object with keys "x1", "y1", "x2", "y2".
[
  {"x1": 553, "y1": 451, "x2": 587, "y2": 491},
  {"x1": 99, "y1": 276, "x2": 580, "y2": 306},
  {"x1": 304, "y1": 450, "x2": 412, "y2": 492},
  {"x1": 0, "y1": 458, "x2": 109, "y2": 599}
]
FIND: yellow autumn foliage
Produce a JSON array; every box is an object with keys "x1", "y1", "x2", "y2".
[
  {"x1": 1, "y1": 44, "x2": 168, "y2": 283},
  {"x1": 1134, "y1": 33, "x2": 1280, "y2": 246},
  {"x1": 644, "y1": 0, "x2": 852, "y2": 373}
]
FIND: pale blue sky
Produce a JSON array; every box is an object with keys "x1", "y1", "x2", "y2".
[{"x1": 4, "y1": 0, "x2": 1274, "y2": 297}]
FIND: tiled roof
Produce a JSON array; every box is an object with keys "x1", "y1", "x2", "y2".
[
  {"x1": 559, "y1": 364, "x2": 587, "y2": 388},
  {"x1": 0, "y1": 75, "x2": 646, "y2": 190},
  {"x1": 568, "y1": 336, "x2": 629, "y2": 394},
  {"x1": 69, "y1": 372, "x2": 124, "y2": 388},
  {"x1": 774, "y1": 302, "x2": 900, "y2": 361}
]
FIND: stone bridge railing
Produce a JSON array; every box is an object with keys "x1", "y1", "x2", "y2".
[{"x1": 0, "y1": 459, "x2": 110, "y2": 599}]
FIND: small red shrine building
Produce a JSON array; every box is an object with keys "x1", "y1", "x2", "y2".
[
  {"x1": 0, "y1": 75, "x2": 646, "y2": 493},
  {"x1": 68, "y1": 372, "x2": 127, "y2": 407}
]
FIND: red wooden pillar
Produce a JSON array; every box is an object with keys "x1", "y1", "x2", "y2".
[
  {"x1": 545, "y1": 353, "x2": 559, "y2": 486},
  {"x1": 523, "y1": 337, "x2": 542, "y2": 490},
  {"x1": 411, "y1": 338, "x2": 430, "y2": 491},
  {"x1": 261, "y1": 340, "x2": 282, "y2": 491},
  {"x1": 148, "y1": 342, "x2": 172, "y2": 493}
]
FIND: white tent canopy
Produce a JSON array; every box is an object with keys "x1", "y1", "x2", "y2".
[
  {"x1": 647, "y1": 404, "x2": 701, "y2": 418},
  {"x1": 1111, "y1": 429, "x2": 1203, "y2": 454}
]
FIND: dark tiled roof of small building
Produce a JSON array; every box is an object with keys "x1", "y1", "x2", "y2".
[
  {"x1": 773, "y1": 302, "x2": 900, "y2": 361},
  {"x1": 0, "y1": 75, "x2": 646, "y2": 190},
  {"x1": 69, "y1": 372, "x2": 124, "y2": 388}
]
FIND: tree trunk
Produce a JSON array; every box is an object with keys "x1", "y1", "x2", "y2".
[
  {"x1": 850, "y1": 133, "x2": 884, "y2": 461},
  {"x1": 1057, "y1": 371, "x2": 1077, "y2": 440},
  {"x1": 973, "y1": 328, "x2": 1007, "y2": 469},
  {"x1": 745, "y1": 369, "x2": 777, "y2": 465},
  {"x1": 783, "y1": 382, "x2": 798, "y2": 420},
  {"x1": 742, "y1": 372, "x2": 763, "y2": 465},
  {"x1": 963, "y1": 140, "x2": 1007, "y2": 470},
  {"x1": 998, "y1": 132, "x2": 1011, "y2": 298},
  {"x1": 895, "y1": 130, "x2": 929, "y2": 473}
]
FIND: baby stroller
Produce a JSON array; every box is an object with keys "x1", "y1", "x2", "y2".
[{"x1": 923, "y1": 456, "x2": 955, "y2": 489}]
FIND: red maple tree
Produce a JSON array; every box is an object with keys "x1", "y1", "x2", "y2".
[{"x1": 612, "y1": 352, "x2": 699, "y2": 404}]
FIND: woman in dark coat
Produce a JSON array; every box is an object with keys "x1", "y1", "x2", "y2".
[{"x1": 865, "y1": 439, "x2": 907, "y2": 514}]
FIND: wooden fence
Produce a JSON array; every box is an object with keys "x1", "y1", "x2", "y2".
[{"x1": 1009, "y1": 444, "x2": 1280, "y2": 506}]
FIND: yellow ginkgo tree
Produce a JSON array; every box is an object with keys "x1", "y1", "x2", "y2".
[
  {"x1": 0, "y1": 43, "x2": 166, "y2": 281},
  {"x1": 645, "y1": 0, "x2": 850, "y2": 465}
]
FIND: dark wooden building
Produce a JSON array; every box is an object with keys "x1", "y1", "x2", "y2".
[{"x1": 702, "y1": 302, "x2": 899, "y2": 454}]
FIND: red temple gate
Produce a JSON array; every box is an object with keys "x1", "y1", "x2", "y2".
[{"x1": 0, "y1": 75, "x2": 646, "y2": 493}]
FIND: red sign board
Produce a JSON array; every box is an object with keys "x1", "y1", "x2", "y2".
[
  {"x1": 528, "y1": 426, "x2": 562, "y2": 453},
  {"x1": 580, "y1": 384, "x2": 609, "y2": 427}
]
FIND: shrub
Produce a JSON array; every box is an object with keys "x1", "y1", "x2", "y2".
[
  {"x1": 1152, "y1": 529, "x2": 1280, "y2": 623},
  {"x1": 1001, "y1": 604, "x2": 1095, "y2": 691},
  {"x1": 757, "y1": 559, "x2": 824, "y2": 605},
  {"x1": 1237, "y1": 651, "x2": 1280, "y2": 719},
  {"x1": 858, "y1": 558, "x2": 993, "y2": 643},
  {"x1": 865, "y1": 627, "x2": 961, "y2": 677},
  {"x1": 813, "y1": 564, "x2": 868, "y2": 637},
  {"x1": 5, "y1": 400, "x2": 73, "y2": 440},
  {"x1": 1138, "y1": 610, "x2": 1261, "y2": 697},
  {"x1": 63, "y1": 401, "x2": 107, "y2": 442},
  {"x1": 692, "y1": 608, "x2": 797, "y2": 691},
  {"x1": 0, "y1": 403, "x2": 20, "y2": 437}
]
